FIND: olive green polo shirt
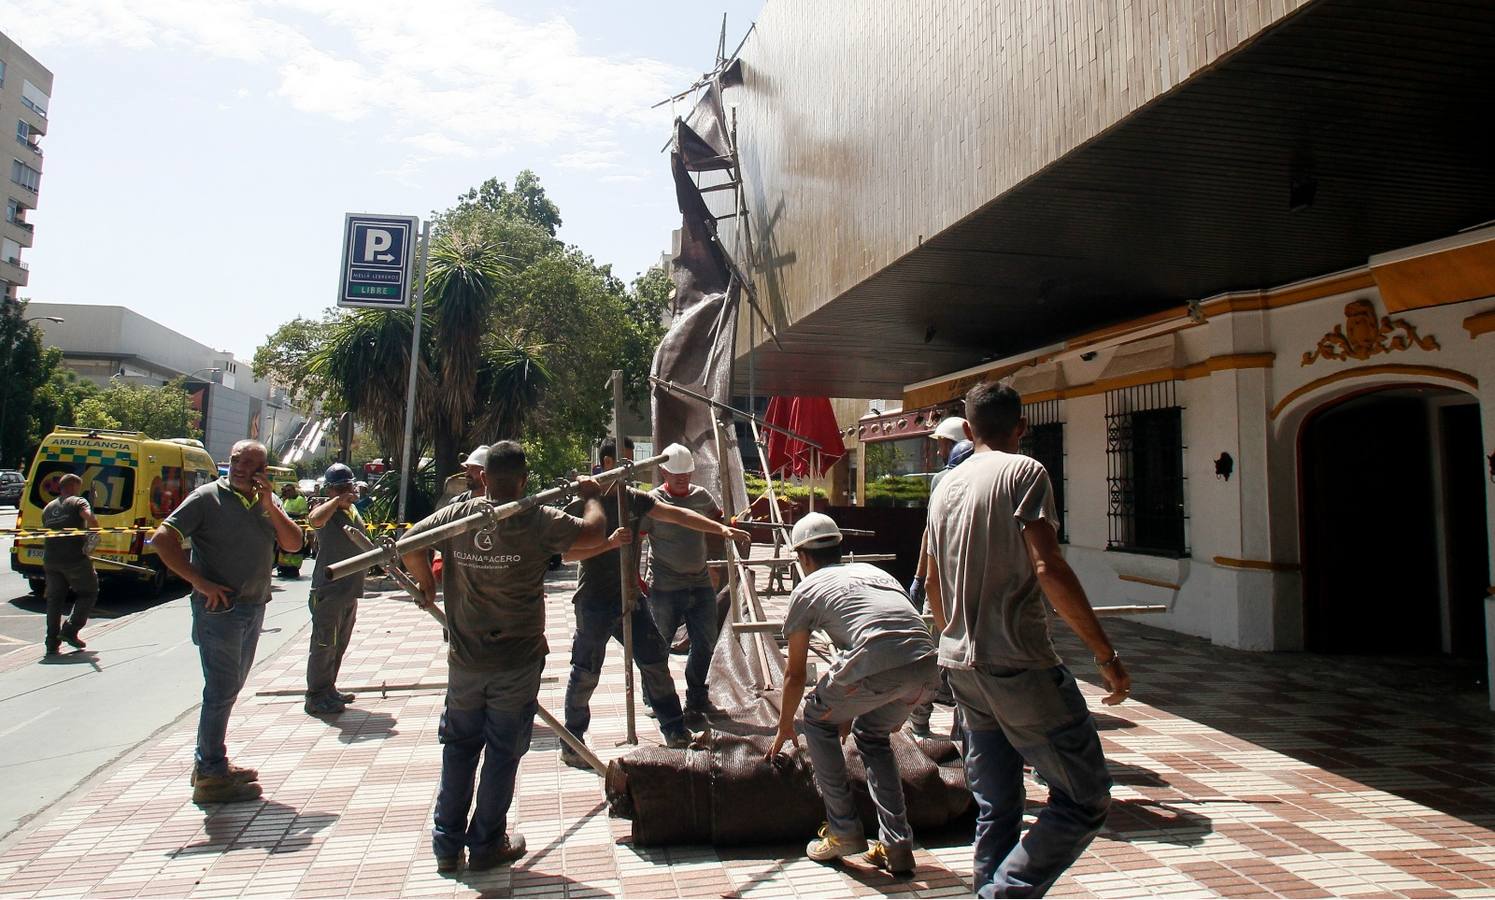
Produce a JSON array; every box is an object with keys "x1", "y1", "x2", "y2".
[{"x1": 162, "y1": 477, "x2": 281, "y2": 606}]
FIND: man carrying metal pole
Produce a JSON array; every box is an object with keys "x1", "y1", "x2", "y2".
[
  {"x1": 400, "y1": 441, "x2": 608, "y2": 875},
  {"x1": 559, "y1": 437, "x2": 747, "y2": 768}
]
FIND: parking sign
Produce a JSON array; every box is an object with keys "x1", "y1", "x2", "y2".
[{"x1": 338, "y1": 213, "x2": 420, "y2": 308}]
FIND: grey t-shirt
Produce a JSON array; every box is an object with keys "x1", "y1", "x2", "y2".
[
  {"x1": 162, "y1": 478, "x2": 280, "y2": 606},
  {"x1": 640, "y1": 484, "x2": 720, "y2": 591},
  {"x1": 311, "y1": 503, "x2": 367, "y2": 601},
  {"x1": 926, "y1": 450, "x2": 1061, "y2": 670},
  {"x1": 566, "y1": 487, "x2": 656, "y2": 605},
  {"x1": 782, "y1": 562, "x2": 936, "y2": 687},
  {"x1": 403, "y1": 498, "x2": 583, "y2": 671},
  {"x1": 41, "y1": 495, "x2": 91, "y2": 566}
]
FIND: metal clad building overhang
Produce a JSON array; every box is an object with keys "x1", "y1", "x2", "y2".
[{"x1": 737, "y1": 0, "x2": 1495, "y2": 397}]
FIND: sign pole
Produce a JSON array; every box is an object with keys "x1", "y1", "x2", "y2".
[
  {"x1": 397, "y1": 220, "x2": 432, "y2": 528},
  {"x1": 613, "y1": 369, "x2": 638, "y2": 745}
]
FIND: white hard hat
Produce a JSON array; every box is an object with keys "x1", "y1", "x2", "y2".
[
  {"x1": 930, "y1": 416, "x2": 967, "y2": 443},
  {"x1": 659, "y1": 442, "x2": 695, "y2": 475},
  {"x1": 790, "y1": 512, "x2": 842, "y2": 551},
  {"x1": 463, "y1": 445, "x2": 490, "y2": 468}
]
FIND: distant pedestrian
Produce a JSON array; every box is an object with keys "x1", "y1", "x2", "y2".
[
  {"x1": 40, "y1": 473, "x2": 99, "y2": 657},
  {"x1": 768, "y1": 512, "x2": 940, "y2": 875},
  {"x1": 906, "y1": 437, "x2": 972, "y2": 737},
  {"x1": 925, "y1": 382, "x2": 1130, "y2": 898},
  {"x1": 153, "y1": 439, "x2": 305, "y2": 804},
  {"x1": 639, "y1": 442, "x2": 744, "y2": 725},
  {"x1": 277, "y1": 483, "x2": 309, "y2": 577},
  {"x1": 401, "y1": 441, "x2": 608, "y2": 874},
  {"x1": 303, "y1": 463, "x2": 366, "y2": 716}
]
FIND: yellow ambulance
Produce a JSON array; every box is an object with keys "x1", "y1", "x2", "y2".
[{"x1": 11, "y1": 427, "x2": 218, "y2": 595}]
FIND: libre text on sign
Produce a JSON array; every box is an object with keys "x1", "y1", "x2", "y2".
[{"x1": 338, "y1": 214, "x2": 420, "y2": 309}]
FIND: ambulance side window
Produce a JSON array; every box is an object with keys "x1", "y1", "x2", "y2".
[{"x1": 28, "y1": 462, "x2": 137, "y2": 516}]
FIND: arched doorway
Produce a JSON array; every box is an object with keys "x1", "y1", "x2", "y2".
[{"x1": 1299, "y1": 385, "x2": 1489, "y2": 659}]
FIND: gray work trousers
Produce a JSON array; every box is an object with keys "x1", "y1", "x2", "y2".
[
  {"x1": 306, "y1": 589, "x2": 358, "y2": 700},
  {"x1": 800, "y1": 656, "x2": 940, "y2": 845},
  {"x1": 44, "y1": 559, "x2": 98, "y2": 644},
  {"x1": 948, "y1": 664, "x2": 1112, "y2": 898}
]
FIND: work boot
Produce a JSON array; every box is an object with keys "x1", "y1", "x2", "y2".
[
  {"x1": 304, "y1": 696, "x2": 346, "y2": 717},
  {"x1": 560, "y1": 743, "x2": 594, "y2": 772},
  {"x1": 59, "y1": 623, "x2": 86, "y2": 650},
  {"x1": 43, "y1": 640, "x2": 60, "y2": 658},
  {"x1": 467, "y1": 833, "x2": 526, "y2": 870},
  {"x1": 865, "y1": 839, "x2": 916, "y2": 876},
  {"x1": 336, "y1": 690, "x2": 356, "y2": 703},
  {"x1": 683, "y1": 700, "x2": 720, "y2": 728},
  {"x1": 807, "y1": 824, "x2": 868, "y2": 863},
  {"x1": 190, "y1": 762, "x2": 259, "y2": 786},
  {"x1": 192, "y1": 775, "x2": 263, "y2": 804},
  {"x1": 663, "y1": 728, "x2": 692, "y2": 750},
  {"x1": 435, "y1": 853, "x2": 462, "y2": 875}
]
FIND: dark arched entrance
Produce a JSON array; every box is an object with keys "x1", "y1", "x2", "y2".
[{"x1": 1299, "y1": 386, "x2": 1489, "y2": 659}]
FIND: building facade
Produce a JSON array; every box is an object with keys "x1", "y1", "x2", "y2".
[
  {"x1": 0, "y1": 32, "x2": 49, "y2": 302},
  {"x1": 28, "y1": 302, "x2": 316, "y2": 462},
  {"x1": 703, "y1": 1, "x2": 1495, "y2": 699}
]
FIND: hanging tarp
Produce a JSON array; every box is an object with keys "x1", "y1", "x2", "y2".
[{"x1": 651, "y1": 80, "x2": 751, "y2": 517}]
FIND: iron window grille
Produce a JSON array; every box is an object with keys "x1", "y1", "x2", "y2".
[
  {"x1": 1105, "y1": 380, "x2": 1188, "y2": 556},
  {"x1": 1019, "y1": 398, "x2": 1067, "y2": 543}
]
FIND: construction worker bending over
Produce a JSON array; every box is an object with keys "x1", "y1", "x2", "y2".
[
  {"x1": 560, "y1": 438, "x2": 749, "y2": 766},
  {"x1": 402, "y1": 441, "x2": 608, "y2": 875},
  {"x1": 768, "y1": 512, "x2": 941, "y2": 876},
  {"x1": 303, "y1": 463, "x2": 366, "y2": 716},
  {"x1": 638, "y1": 442, "x2": 736, "y2": 725},
  {"x1": 40, "y1": 473, "x2": 99, "y2": 656}
]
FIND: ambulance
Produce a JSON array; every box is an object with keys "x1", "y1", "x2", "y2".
[{"x1": 11, "y1": 427, "x2": 218, "y2": 595}]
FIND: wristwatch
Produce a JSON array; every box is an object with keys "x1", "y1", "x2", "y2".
[{"x1": 1095, "y1": 649, "x2": 1121, "y2": 667}]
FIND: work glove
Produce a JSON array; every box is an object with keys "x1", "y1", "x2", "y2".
[{"x1": 907, "y1": 575, "x2": 926, "y2": 611}]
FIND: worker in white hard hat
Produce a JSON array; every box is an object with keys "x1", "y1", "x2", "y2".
[
  {"x1": 440, "y1": 445, "x2": 490, "y2": 510},
  {"x1": 637, "y1": 443, "x2": 736, "y2": 725},
  {"x1": 767, "y1": 512, "x2": 941, "y2": 876}
]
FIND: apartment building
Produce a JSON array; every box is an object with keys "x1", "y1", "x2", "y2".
[{"x1": 0, "y1": 32, "x2": 49, "y2": 302}]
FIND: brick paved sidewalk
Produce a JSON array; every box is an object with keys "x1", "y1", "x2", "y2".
[{"x1": 2, "y1": 566, "x2": 1494, "y2": 898}]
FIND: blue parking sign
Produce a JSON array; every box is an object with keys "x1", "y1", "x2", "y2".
[{"x1": 338, "y1": 214, "x2": 420, "y2": 308}]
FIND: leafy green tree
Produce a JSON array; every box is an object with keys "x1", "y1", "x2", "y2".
[
  {"x1": 78, "y1": 379, "x2": 201, "y2": 439},
  {"x1": 28, "y1": 352, "x2": 100, "y2": 452},
  {"x1": 251, "y1": 313, "x2": 339, "y2": 406},
  {"x1": 0, "y1": 299, "x2": 57, "y2": 468},
  {"x1": 444, "y1": 169, "x2": 562, "y2": 236}
]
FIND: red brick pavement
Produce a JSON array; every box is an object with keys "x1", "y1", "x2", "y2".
[{"x1": 1, "y1": 567, "x2": 1493, "y2": 898}]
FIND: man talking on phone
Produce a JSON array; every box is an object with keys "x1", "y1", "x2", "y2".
[{"x1": 153, "y1": 440, "x2": 305, "y2": 803}]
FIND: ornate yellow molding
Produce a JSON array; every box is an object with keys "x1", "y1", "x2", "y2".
[
  {"x1": 1269, "y1": 364, "x2": 1478, "y2": 420},
  {"x1": 1301, "y1": 299, "x2": 1439, "y2": 366},
  {"x1": 1213, "y1": 556, "x2": 1301, "y2": 573},
  {"x1": 1464, "y1": 309, "x2": 1495, "y2": 339}
]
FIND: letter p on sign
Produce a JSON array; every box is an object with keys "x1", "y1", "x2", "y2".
[{"x1": 363, "y1": 228, "x2": 395, "y2": 263}]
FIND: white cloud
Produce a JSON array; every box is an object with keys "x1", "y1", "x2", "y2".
[{"x1": 4, "y1": 0, "x2": 692, "y2": 166}]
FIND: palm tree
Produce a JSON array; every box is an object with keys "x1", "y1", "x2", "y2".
[
  {"x1": 308, "y1": 308, "x2": 433, "y2": 474},
  {"x1": 424, "y1": 224, "x2": 510, "y2": 476},
  {"x1": 469, "y1": 328, "x2": 552, "y2": 443}
]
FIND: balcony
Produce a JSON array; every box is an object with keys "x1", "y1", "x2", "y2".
[
  {"x1": 15, "y1": 136, "x2": 41, "y2": 158},
  {"x1": 1, "y1": 256, "x2": 29, "y2": 287},
  {"x1": 6, "y1": 221, "x2": 33, "y2": 248}
]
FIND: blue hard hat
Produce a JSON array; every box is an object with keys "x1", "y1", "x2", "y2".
[
  {"x1": 946, "y1": 440, "x2": 974, "y2": 469},
  {"x1": 324, "y1": 463, "x2": 356, "y2": 485}
]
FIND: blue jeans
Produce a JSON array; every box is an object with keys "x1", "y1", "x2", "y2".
[
  {"x1": 191, "y1": 599, "x2": 266, "y2": 776},
  {"x1": 948, "y1": 664, "x2": 1111, "y2": 898},
  {"x1": 648, "y1": 584, "x2": 719, "y2": 709},
  {"x1": 433, "y1": 660, "x2": 543, "y2": 859},
  {"x1": 564, "y1": 594, "x2": 685, "y2": 740},
  {"x1": 801, "y1": 657, "x2": 940, "y2": 845}
]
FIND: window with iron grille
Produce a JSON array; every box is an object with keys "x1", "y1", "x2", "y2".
[
  {"x1": 1105, "y1": 381, "x2": 1187, "y2": 556},
  {"x1": 1019, "y1": 398, "x2": 1066, "y2": 543}
]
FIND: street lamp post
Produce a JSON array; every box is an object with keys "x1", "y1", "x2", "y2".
[{"x1": 0, "y1": 314, "x2": 65, "y2": 468}]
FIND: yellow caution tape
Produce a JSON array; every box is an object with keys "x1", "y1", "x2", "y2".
[{"x1": 4, "y1": 522, "x2": 415, "y2": 538}]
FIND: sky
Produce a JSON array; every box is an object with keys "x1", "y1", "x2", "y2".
[{"x1": 4, "y1": 0, "x2": 761, "y2": 361}]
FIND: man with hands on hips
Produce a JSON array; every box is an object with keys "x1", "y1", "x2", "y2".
[{"x1": 153, "y1": 440, "x2": 305, "y2": 804}]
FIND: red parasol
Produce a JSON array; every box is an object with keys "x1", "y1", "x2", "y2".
[{"x1": 763, "y1": 396, "x2": 847, "y2": 478}]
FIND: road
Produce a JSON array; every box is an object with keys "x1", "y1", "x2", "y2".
[{"x1": 0, "y1": 507, "x2": 312, "y2": 841}]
